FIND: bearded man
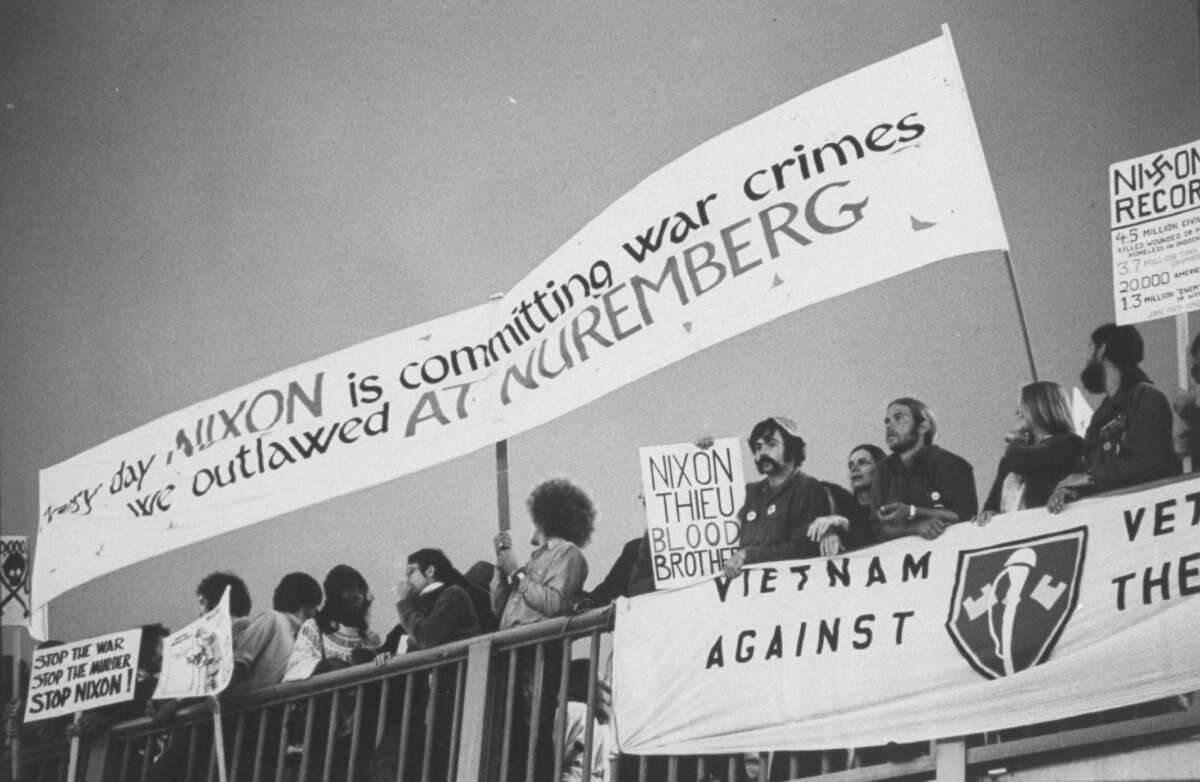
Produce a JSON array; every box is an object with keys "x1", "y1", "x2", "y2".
[
  {"x1": 1048, "y1": 323, "x2": 1178, "y2": 512},
  {"x1": 870, "y1": 397, "x2": 977, "y2": 541},
  {"x1": 722, "y1": 416, "x2": 834, "y2": 577}
]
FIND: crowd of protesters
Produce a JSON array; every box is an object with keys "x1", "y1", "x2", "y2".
[{"x1": 5, "y1": 321, "x2": 1197, "y2": 781}]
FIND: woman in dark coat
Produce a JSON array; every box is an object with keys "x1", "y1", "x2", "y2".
[{"x1": 978, "y1": 381, "x2": 1083, "y2": 524}]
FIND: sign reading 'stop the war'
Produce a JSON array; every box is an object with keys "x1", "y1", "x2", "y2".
[{"x1": 1110, "y1": 138, "x2": 1200, "y2": 325}]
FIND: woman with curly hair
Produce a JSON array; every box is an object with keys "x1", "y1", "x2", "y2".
[
  {"x1": 491, "y1": 477, "x2": 594, "y2": 629},
  {"x1": 491, "y1": 477, "x2": 595, "y2": 781}
]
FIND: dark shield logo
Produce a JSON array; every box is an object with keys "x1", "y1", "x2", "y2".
[{"x1": 946, "y1": 527, "x2": 1087, "y2": 680}]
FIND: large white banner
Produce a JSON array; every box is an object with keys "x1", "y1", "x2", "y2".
[
  {"x1": 612, "y1": 476, "x2": 1200, "y2": 755},
  {"x1": 33, "y1": 28, "x2": 1007, "y2": 612}
]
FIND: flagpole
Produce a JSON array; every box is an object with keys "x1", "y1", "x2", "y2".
[
  {"x1": 1003, "y1": 251, "x2": 1039, "y2": 382},
  {"x1": 487, "y1": 292, "x2": 513, "y2": 535},
  {"x1": 496, "y1": 440, "x2": 511, "y2": 532},
  {"x1": 1176, "y1": 313, "x2": 1192, "y2": 472},
  {"x1": 7, "y1": 626, "x2": 20, "y2": 781}
]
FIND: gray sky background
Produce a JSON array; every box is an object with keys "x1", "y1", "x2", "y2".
[{"x1": 2, "y1": 1, "x2": 1198, "y2": 642}]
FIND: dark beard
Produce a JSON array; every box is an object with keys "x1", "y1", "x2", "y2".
[{"x1": 1080, "y1": 359, "x2": 1106, "y2": 394}]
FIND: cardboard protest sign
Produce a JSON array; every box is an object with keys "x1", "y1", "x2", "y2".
[
  {"x1": 23, "y1": 629, "x2": 141, "y2": 723},
  {"x1": 34, "y1": 28, "x2": 1007, "y2": 615},
  {"x1": 1, "y1": 536, "x2": 31, "y2": 626},
  {"x1": 1110, "y1": 138, "x2": 1200, "y2": 325},
  {"x1": 154, "y1": 588, "x2": 233, "y2": 699},
  {"x1": 613, "y1": 476, "x2": 1200, "y2": 755},
  {"x1": 639, "y1": 439, "x2": 745, "y2": 588}
]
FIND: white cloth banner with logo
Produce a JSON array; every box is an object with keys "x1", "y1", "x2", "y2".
[
  {"x1": 34, "y1": 27, "x2": 1007, "y2": 612},
  {"x1": 154, "y1": 588, "x2": 234, "y2": 700},
  {"x1": 612, "y1": 476, "x2": 1200, "y2": 755}
]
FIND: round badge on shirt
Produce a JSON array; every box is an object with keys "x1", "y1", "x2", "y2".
[
  {"x1": 931, "y1": 491, "x2": 941, "y2": 502},
  {"x1": 746, "y1": 511, "x2": 758, "y2": 522},
  {"x1": 767, "y1": 504, "x2": 777, "y2": 515}
]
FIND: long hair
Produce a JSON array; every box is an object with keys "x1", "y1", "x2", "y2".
[
  {"x1": 317, "y1": 564, "x2": 372, "y2": 634},
  {"x1": 273, "y1": 572, "x2": 323, "y2": 613},
  {"x1": 527, "y1": 478, "x2": 596, "y2": 547},
  {"x1": 847, "y1": 443, "x2": 886, "y2": 463},
  {"x1": 1020, "y1": 381, "x2": 1075, "y2": 436},
  {"x1": 888, "y1": 397, "x2": 937, "y2": 445},
  {"x1": 408, "y1": 548, "x2": 466, "y2": 588}
]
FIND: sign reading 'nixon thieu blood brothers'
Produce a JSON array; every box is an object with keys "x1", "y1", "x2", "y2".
[
  {"x1": 639, "y1": 439, "x2": 746, "y2": 589},
  {"x1": 34, "y1": 28, "x2": 1007, "y2": 615},
  {"x1": 612, "y1": 477, "x2": 1200, "y2": 754}
]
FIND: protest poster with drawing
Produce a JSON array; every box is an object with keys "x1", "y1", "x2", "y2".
[
  {"x1": 639, "y1": 439, "x2": 745, "y2": 589},
  {"x1": 154, "y1": 587, "x2": 233, "y2": 699},
  {"x1": 1, "y1": 536, "x2": 31, "y2": 627},
  {"x1": 23, "y1": 628, "x2": 142, "y2": 723}
]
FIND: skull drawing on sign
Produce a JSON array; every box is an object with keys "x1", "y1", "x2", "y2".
[{"x1": 2, "y1": 551, "x2": 26, "y2": 589}]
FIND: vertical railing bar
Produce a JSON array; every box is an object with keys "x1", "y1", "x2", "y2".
[
  {"x1": 420, "y1": 667, "x2": 440, "y2": 782},
  {"x1": 667, "y1": 755, "x2": 679, "y2": 782},
  {"x1": 498, "y1": 649, "x2": 517, "y2": 782},
  {"x1": 346, "y1": 684, "x2": 365, "y2": 781},
  {"x1": 821, "y1": 749, "x2": 833, "y2": 773},
  {"x1": 394, "y1": 674, "x2": 415, "y2": 782},
  {"x1": 374, "y1": 677, "x2": 391, "y2": 749},
  {"x1": 581, "y1": 632, "x2": 601, "y2": 782},
  {"x1": 299, "y1": 695, "x2": 316, "y2": 782},
  {"x1": 524, "y1": 643, "x2": 547, "y2": 782},
  {"x1": 118, "y1": 738, "x2": 133, "y2": 781},
  {"x1": 552, "y1": 636, "x2": 571, "y2": 782},
  {"x1": 138, "y1": 734, "x2": 153, "y2": 782},
  {"x1": 697, "y1": 755, "x2": 708, "y2": 779},
  {"x1": 184, "y1": 724, "x2": 199, "y2": 782},
  {"x1": 446, "y1": 661, "x2": 466, "y2": 782},
  {"x1": 230, "y1": 712, "x2": 246, "y2": 781},
  {"x1": 250, "y1": 708, "x2": 268, "y2": 782},
  {"x1": 320, "y1": 689, "x2": 340, "y2": 782},
  {"x1": 206, "y1": 737, "x2": 217, "y2": 782},
  {"x1": 726, "y1": 754, "x2": 737, "y2": 782},
  {"x1": 637, "y1": 754, "x2": 647, "y2": 782},
  {"x1": 273, "y1": 704, "x2": 291, "y2": 782},
  {"x1": 790, "y1": 751, "x2": 801, "y2": 776}
]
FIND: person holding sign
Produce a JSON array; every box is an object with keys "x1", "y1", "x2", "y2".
[
  {"x1": 1049, "y1": 324, "x2": 1179, "y2": 512},
  {"x1": 723, "y1": 416, "x2": 834, "y2": 578},
  {"x1": 870, "y1": 398, "x2": 977, "y2": 541},
  {"x1": 492, "y1": 477, "x2": 593, "y2": 782}
]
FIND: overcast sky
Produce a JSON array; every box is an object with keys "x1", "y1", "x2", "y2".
[{"x1": 2, "y1": 1, "x2": 1198, "y2": 642}]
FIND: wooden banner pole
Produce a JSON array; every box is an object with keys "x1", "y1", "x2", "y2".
[{"x1": 496, "y1": 440, "x2": 511, "y2": 533}]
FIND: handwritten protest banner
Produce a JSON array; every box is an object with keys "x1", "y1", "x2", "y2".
[
  {"x1": 23, "y1": 628, "x2": 141, "y2": 723},
  {"x1": 1111, "y1": 138, "x2": 1200, "y2": 325},
  {"x1": 612, "y1": 476, "x2": 1200, "y2": 754},
  {"x1": 154, "y1": 588, "x2": 233, "y2": 699},
  {"x1": 639, "y1": 439, "x2": 745, "y2": 588},
  {"x1": 34, "y1": 28, "x2": 1007, "y2": 614},
  {"x1": 1, "y1": 536, "x2": 31, "y2": 627}
]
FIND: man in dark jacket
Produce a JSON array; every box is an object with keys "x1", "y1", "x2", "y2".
[
  {"x1": 723, "y1": 416, "x2": 834, "y2": 577},
  {"x1": 1049, "y1": 323, "x2": 1179, "y2": 512}
]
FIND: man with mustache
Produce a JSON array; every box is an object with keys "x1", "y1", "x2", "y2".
[
  {"x1": 723, "y1": 416, "x2": 834, "y2": 577},
  {"x1": 870, "y1": 397, "x2": 977, "y2": 541},
  {"x1": 1048, "y1": 323, "x2": 1178, "y2": 512}
]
